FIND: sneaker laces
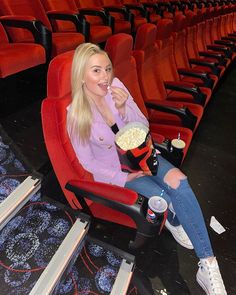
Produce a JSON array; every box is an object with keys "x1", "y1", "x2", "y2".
[{"x1": 198, "y1": 260, "x2": 226, "y2": 294}]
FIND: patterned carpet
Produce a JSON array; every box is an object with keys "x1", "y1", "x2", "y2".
[
  {"x1": 0, "y1": 124, "x2": 34, "y2": 203},
  {"x1": 0, "y1": 124, "x2": 153, "y2": 294}
]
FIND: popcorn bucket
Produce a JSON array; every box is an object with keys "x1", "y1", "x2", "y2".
[{"x1": 115, "y1": 122, "x2": 158, "y2": 175}]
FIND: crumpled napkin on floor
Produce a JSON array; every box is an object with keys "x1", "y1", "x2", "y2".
[{"x1": 210, "y1": 216, "x2": 226, "y2": 234}]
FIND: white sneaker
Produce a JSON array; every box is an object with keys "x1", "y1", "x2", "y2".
[
  {"x1": 165, "y1": 219, "x2": 194, "y2": 249},
  {"x1": 197, "y1": 258, "x2": 227, "y2": 295}
]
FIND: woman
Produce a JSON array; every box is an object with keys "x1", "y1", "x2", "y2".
[{"x1": 67, "y1": 43, "x2": 227, "y2": 295}]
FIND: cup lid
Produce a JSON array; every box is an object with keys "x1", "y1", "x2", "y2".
[
  {"x1": 171, "y1": 138, "x2": 186, "y2": 149},
  {"x1": 148, "y1": 196, "x2": 168, "y2": 213}
]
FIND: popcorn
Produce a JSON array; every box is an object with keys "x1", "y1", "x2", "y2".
[
  {"x1": 116, "y1": 127, "x2": 147, "y2": 150},
  {"x1": 115, "y1": 122, "x2": 158, "y2": 176}
]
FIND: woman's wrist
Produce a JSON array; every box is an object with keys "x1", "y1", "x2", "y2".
[{"x1": 118, "y1": 106, "x2": 126, "y2": 119}]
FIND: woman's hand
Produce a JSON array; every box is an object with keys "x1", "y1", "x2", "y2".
[
  {"x1": 127, "y1": 171, "x2": 145, "y2": 182},
  {"x1": 110, "y1": 86, "x2": 128, "y2": 116}
]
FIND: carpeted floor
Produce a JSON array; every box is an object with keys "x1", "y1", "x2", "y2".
[{"x1": 0, "y1": 125, "x2": 152, "y2": 295}]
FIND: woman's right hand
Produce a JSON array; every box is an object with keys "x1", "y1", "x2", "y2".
[{"x1": 127, "y1": 171, "x2": 145, "y2": 182}]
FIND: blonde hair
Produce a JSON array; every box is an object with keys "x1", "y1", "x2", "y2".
[{"x1": 67, "y1": 43, "x2": 111, "y2": 143}]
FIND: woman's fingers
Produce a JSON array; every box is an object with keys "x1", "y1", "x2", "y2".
[
  {"x1": 110, "y1": 86, "x2": 128, "y2": 100},
  {"x1": 127, "y1": 171, "x2": 145, "y2": 182},
  {"x1": 110, "y1": 86, "x2": 128, "y2": 108}
]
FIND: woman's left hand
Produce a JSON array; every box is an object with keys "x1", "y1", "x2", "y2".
[{"x1": 110, "y1": 86, "x2": 128, "y2": 116}]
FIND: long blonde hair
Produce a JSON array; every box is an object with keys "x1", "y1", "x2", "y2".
[{"x1": 67, "y1": 43, "x2": 111, "y2": 144}]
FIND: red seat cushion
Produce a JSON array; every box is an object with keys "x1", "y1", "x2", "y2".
[{"x1": 0, "y1": 43, "x2": 45, "y2": 78}]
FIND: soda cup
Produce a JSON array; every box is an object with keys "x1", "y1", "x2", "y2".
[
  {"x1": 171, "y1": 138, "x2": 186, "y2": 152},
  {"x1": 146, "y1": 196, "x2": 168, "y2": 224}
]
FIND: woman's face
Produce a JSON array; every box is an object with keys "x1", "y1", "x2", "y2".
[{"x1": 83, "y1": 53, "x2": 113, "y2": 101}]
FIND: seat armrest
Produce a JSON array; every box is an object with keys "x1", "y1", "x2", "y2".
[
  {"x1": 214, "y1": 40, "x2": 235, "y2": 53},
  {"x1": 103, "y1": 5, "x2": 131, "y2": 21},
  {"x1": 164, "y1": 81, "x2": 206, "y2": 106},
  {"x1": 221, "y1": 36, "x2": 236, "y2": 42},
  {"x1": 0, "y1": 16, "x2": 52, "y2": 61},
  {"x1": 198, "y1": 50, "x2": 225, "y2": 63},
  {"x1": 189, "y1": 58, "x2": 220, "y2": 76},
  {"x1": 103, "y1": 5, "x2": 134, "y2": 29},
  {"x1": 158, "y1": 2, "x2": 172, "y2": 11},
  {"x1": 214, "y1": 39, "x2": 234, "y2": 47},
  {"x1": 66, "y1": 179, "x2": 161, "y2": 249},
  {"x1": 141, "y1": 2, "x2": 160, "y2": 14},
  {"x1": 78, "y1": 8, "x2": 113, "y2": 27},
  {"x1": 123, "y1": 4, "x2": 149, "y2": 19},
  {"x1": 207, "y1": 45, "x2": 232, "y2": 58},
  {"x1": 177, "y1": 67, "x2": 214, "y2": 89},
  {"x1": 46, "y1": 10, "x2": 89, "y2": 40},
  {"x1": 145, "y1": 101, "x2": 197, "y2": 130}
]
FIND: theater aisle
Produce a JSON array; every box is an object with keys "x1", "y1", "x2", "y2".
[{"x1": 0, "y1": 63, "x2": 236, "y2": 294}]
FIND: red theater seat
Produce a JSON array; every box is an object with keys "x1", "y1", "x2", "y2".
[
  {"x1": 206, "y1": 9, "x2": 232, "y2": 59},
  {"x1": 155, "y1": 18, "x2": 212, "y2": 107},
  {"x1": 185, "y1": 10, "x2": 228, "y2": 79},
  {"x1": 101, "y1": 0, "x2": 134, "y2": 33},
  {"x1": 122, "y1": 0, "x2": 160, "y2": 24},
  {"x1": 172, "y1": 14, "x2": 219, "y2": 90},
  {"x1": 75, "y1": 0, "x2": 132, "y2": 34},
  {"x1": 0, "y1": 0, "x2": 85, "y2": 59},
  {"x1": 102, "y1": 0, "x2": 148, "y2": 32},
  {"x1": 133, "y1": 23, "x2": 204, "y2": 133},
  {"x1": 0, "y1": 22, "x2": 46, "y2": 78},
  {"x1": 41, "y1": 50, "x2": 163, "y2": 249},
  {"x1": 68, "y1": 0, "x2": 113, "y2": 43},
  {"x1": 105, "y1": 33, "x2": 194, "y2": 163},
  {"x1": 139, "y1": 0, "x2": 162, "y2": 24},
  {"x1": 40, "y1": 0, "x2": 113, "y2": 44}
]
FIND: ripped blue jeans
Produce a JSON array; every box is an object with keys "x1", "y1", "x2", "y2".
[{"x1": 125, "y1": 155, "x2": 214, "y2": 259}]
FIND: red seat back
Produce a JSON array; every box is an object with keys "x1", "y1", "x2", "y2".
[
  {"x1": 172, "y1": 14, "x2": 190, "y2": 69},
  {"x1": 77, "y1": 0, "x2": 132, "y2": 33},
  {"x1": 185, "y1": 10, "x2": 201, "y2": 59},
  {"x1": 40, "y1": 0, "x2": 79, "y2": 32},
  {"x1": 102, "y1": 0, "x2": 123, "y2": 6},
  {"x1": 133, "y1": 23, "x2": 167, "y2": 102},
  {"x1": 75, "y1": 0, "x2": 105, "y2": 25},
  {"x1": 42, "y1": 51, "x2": 94, "y2": 210},
  {"x1": 0, "y1": 0, "x2": 52, "y2": 43},
  {"x1": 105, "y1": 0, "x2": 147, "y2": 30},
  {"x1": 105, "y1": 33, "x2": 149, "y2": 118},
  {"x1": 155, "y1": 18, "x2": 180, "y2": 82}
]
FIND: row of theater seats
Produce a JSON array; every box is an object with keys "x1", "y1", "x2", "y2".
[
  {"x1": 0, "y1": 0, "x2": 174, "y2": 75},
  {"x1": 1, "y1": 0, "x2": 235, "y2": 77},
  {"x1": 40, "y1": 1, "x2": 236, "y2": 249}
]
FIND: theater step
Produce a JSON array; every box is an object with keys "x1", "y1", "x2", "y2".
[
  {"x1": 30, "y1": 218, "x2": 135, "y2": 295},
  {"x1": 0, "y1": 175, "x2": 41, "y2": 230},
  {"x1": 110, "y1": 258, "x2": 135, "y2": 295},
  {"x1": 30, "y1": 216, "x2": 89, "y2": 295}
]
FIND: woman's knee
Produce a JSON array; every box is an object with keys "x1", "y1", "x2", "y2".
[{"x1": 163, "y1": 168, "x2": 187, "y2": 189}]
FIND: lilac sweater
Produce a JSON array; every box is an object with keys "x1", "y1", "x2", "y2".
[{"x1": 69, "y1": 77, "x2": 149, "y2": 187}]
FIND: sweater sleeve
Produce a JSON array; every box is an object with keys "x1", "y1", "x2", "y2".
[
  {"x1": 112, "y1": 78, "x2": 149, "y2": 126},
  {"x1": 70, "y1": 135, "x2": 128, "y2": 187}
]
